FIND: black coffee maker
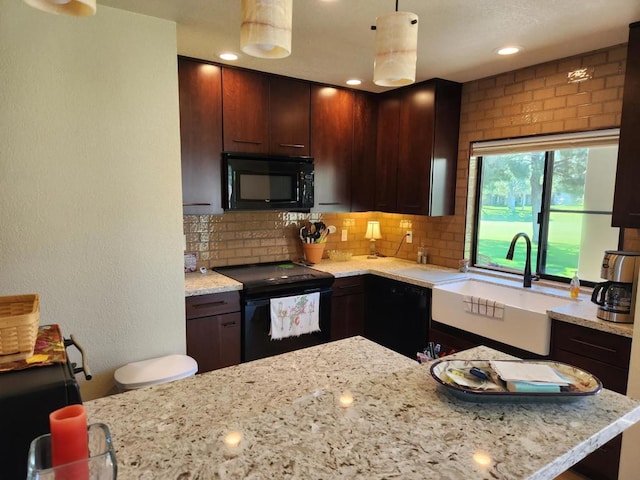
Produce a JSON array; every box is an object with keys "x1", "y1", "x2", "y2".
[{"x1": 591, "y1": 250, "x2": 640, "y2": 323}]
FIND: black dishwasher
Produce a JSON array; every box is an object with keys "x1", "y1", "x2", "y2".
[{"x1": 364, "y1": 276, "x2": 431, "y2": 359}]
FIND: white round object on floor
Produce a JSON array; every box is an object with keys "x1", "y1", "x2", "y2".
[{"x1": 114, "y1": 354, "x2": 198, "y2": 391}]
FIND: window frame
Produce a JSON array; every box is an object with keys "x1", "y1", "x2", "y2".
[{"x1": 469, "y1": 130, "x2": 622, "y2": 286}]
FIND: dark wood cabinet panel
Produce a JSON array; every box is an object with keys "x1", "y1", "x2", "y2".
[
  {"x1": 222, "y1": 68, "x2": 269, "y2": 153},
  {"x1": 185, "y1": 291, "x2": 241, "y2": 319},
  {"x1": 375, "y1": 79, "x2": 461, "y2": 215},
  {"x1": 551, "y1": 320, "x2": 632, "y2": 480},
  {"x1": 178, "y1": 57, "x2": 224, "y2": 215},
  {"x1": 374, "y1": 94, "x2": 401, "y2": 212},
  {"x1": 269, "y1": 77, "x2": 310, "y2": 156},
  {"x1": 396, "y1": 84, "x2": 436, "y2": 214},
  {"x1": 612, "y1": 21, "x2": 640, "y2": 227},
  {"x1": 186, "y1": 292, "x2": 241, "y2": 374},
  {"x1": 311, "y1": 86, "x2": 354, "y2": 212},
  {"x1": 330, "y1": 276, "x2": 366, "y2": 340},
  {"x1": 351, "y1": 92, "x2": 378, "y2": 212},
  {"x1": 187, "y1": 312, "x2": 241, "y2": 373}
]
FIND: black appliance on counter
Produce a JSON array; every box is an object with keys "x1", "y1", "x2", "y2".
[
  {"x1": 0, "y1": 332, "x2": 89, "y2": 479},
  {"x1": 591, "y1": 250, "x2": 640, "y2": 323},
  {"x1": 215, "y1": 261, "x2": 334, "y2": 362}
]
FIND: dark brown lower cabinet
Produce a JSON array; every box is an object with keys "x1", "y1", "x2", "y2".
[
  {"x1": 330, "y1": 276, "x2": 366, "y2": 341},
  {"x1": 186, "y1": 291, "x2": 241, "y2": 373},
  {"x1": 551, "y1": 320, "x2": 632, "y2": 480}
]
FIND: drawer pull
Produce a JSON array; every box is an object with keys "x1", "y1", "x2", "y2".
[
  {"x1": 193, "y1": 301, "x2": 227, "y2": 309},
  {"x1": 222, "y1": 321, "x2": 238, "y2": 328},
  {"x1": 337, "y1": 284, "x2": 361, "y2": 290},
  {"x1": 569, "y1": 337, "x2": 617, "y2": 354},
  {"x1": 232, "y1": 139, "x2": 262, "y2": 145},
  {"x1": 278, "y1": 143, "x2": 305, "y2": 148}
]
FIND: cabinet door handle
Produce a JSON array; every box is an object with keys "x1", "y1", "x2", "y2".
[
  {"x1": 278, "y1": 143, "x2": 305, "y2": 148},
  {"x1": 222, "y1": 321, "x2": 238, "y2": 328},
  {"x1": 193, "y1": 301, "x2": 227, "y2": 309},
  {"x1": 630, "y1": 213, "x2": 640, "y2": 216},
  {"x1": 569, "y1": 337, "x2": 617, "y2": 354},
  {"x1": 232, "y1": 139, "x2": 262, "y2": 145},
  {"x1": 337, "y1": 284, "x2": 361, "y2": 290},
  {"x1": 318, "y1": 202, "x2": 342, "y2": 206}
]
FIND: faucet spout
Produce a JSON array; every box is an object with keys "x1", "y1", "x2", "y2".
[{"x1": 506, "y1": 232, "x2": 534, "y2": 288}]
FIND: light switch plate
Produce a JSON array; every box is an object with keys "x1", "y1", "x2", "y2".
[{"x1": 341, "y1": 229, "x2": 348, "y2": 241}]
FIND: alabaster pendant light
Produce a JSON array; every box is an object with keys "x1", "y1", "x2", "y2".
[
  {"x1": 23, "y1": 0, "x2": 96, "y2": 16},
  {"x1": 241, "y1": 0, "x2": 293, "y2": 59},
  {"x1": 372, "y1": 1, "x2": 418, "y2": 87}
]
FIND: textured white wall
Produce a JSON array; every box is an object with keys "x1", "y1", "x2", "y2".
[{"x1": 0, "y1": 1, "x2": 184, "y2": 400}]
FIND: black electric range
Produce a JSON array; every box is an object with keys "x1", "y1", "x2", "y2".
[
  {"x1": 215, "y1": 261, "x2": 335, "y2": 362},
  {"x1": 215, "y1": 261, "x2": 334, "y2": 298}
]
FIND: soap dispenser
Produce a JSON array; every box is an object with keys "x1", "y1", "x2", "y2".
[{"x1": 570, "y1": 271, "x2": 580, "y2": 298}]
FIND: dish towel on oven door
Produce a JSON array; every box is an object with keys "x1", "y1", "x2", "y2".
[{"x1": 270, "y1": 292, "x2": 321, "y2": 340}]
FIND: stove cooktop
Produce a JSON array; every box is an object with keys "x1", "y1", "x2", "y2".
[{"x1": 215, "y1": 261, "x2": 334, "y2": 296}]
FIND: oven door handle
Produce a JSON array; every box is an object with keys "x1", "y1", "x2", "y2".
[{"x1": 245, "y1": 288, "x2": 329, "y2": 308}]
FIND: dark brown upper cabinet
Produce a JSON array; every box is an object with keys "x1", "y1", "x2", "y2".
[
  {"x1": 351, "y1": 91, "x2": 378, "y2": 212},
  {"x1": 269, "y1": 77, "x2": 311, "y2": 156},
  {"x1": 222, "y1": 68, "x2": 311, "y2": 156},
  {"x1": 222, "y1": 68, "x2": 269, "y2": 153},
  {"x1": 375, "y1": 79, "x2": 461, "y2": 216},
  {"x1": 311, "y1": 85, "x2": 355, "y2": 212},
  {"x1": 612, "y1": 21, "x2": 640, "y2": 228},
  {"x1": 178, "y1": 57, "x2": 224, "y2": 215},
  {"x1": 374, "y1": 94, "x2": 401, "y2": 212}
]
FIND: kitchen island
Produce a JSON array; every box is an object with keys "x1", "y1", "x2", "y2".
[{"x1": 85, "y1": 337, "x2": 640, "y2": 479}]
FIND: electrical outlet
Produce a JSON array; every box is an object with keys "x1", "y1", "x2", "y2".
[
  {"x1": 406, "y1": 231, "x2": 413, "y2": 244},
  {"x1": 341, "y1": 229, "x2": 348, "y2": 241}
]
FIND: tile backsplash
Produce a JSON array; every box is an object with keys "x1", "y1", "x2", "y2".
[{"x1": 184, "y1": 211, "x2": 465, "y2": 269}]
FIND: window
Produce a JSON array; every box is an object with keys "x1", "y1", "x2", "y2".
[{"x1": 471, "y1": 129, "x2": 620, "y2": 284}]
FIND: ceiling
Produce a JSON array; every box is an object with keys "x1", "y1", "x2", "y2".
[{"x1": 98, "y1": 0, "x2": 640, "y2": 93}]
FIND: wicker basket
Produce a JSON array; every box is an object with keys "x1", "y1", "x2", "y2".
[{"x1": 0, "y1": 294, "x2": 40, "y2": 363}]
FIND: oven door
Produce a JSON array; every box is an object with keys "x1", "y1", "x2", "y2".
[{"x1": 243, "y1": 288, "x2": 331, "y2": 362}]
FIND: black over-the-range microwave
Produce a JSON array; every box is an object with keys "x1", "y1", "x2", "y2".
[{"x1": 222, "y1": 152, "x2": 314, "y2": 211}]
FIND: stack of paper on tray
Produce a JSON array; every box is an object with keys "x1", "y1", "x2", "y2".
[{"x1": 490, "y1": 361, "x2": 571, "y2": 393}]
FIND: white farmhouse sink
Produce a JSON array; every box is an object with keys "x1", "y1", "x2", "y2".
[{"x1": 431, "y1": 279, "x2": 576, "y2": 356}]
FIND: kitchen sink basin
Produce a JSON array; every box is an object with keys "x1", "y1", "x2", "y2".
[{"x1": 431, "y1": 279, "x2": 577, "y2": 356}]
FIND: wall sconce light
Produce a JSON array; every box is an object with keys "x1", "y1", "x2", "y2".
[
  {"x1": 371, "y1": 1, "x2": 419, "y2": 87},
  {"x1": 23, "y1": 0, "x2": 96, "y2": 16},
  {"x1": 364, "y1": 221, "x2": 382, "y2": 259},
  {"x1": 241, "y1": 0, "x2": 292, "y2": 59}
]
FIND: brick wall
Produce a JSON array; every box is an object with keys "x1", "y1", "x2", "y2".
[
  {"x1": 459, "y1": 43, "x2": 630, "y2": 260},
  {"x1": 185, "y1": 43, "x2": 634, "y2": 270}
]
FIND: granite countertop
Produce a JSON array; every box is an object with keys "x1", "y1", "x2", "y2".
[
  {"x1": 185, "y1": 256, "x2": 634, "y2": 337},
  {"x1": 85, "y1": 337, "x2": 640, "y2": 479}
]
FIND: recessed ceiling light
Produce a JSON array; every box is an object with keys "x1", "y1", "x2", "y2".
[
  {"x1": 496, "y1": 46, "x2": 522, "y2": 56},
  {"x1": 346, "y1": 79, "x2": 362, "y2": 86},
  {"x1": 219, "y1": 52, "x2": 238, "y2": 61}
]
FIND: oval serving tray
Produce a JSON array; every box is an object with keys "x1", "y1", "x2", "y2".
[{"x1": 430, "y1": 359, "x2": 602, "y2": 403}]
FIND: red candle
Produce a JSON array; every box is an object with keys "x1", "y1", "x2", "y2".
[{"x1": 49, "y1": 404, "x2": 89, "y2": 479}]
